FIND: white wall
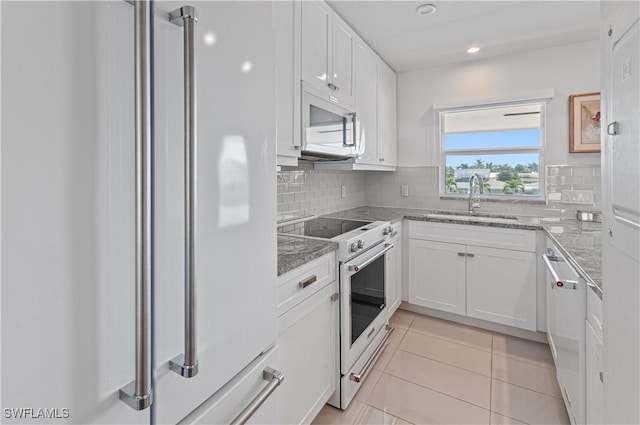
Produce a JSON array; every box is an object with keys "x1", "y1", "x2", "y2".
[{"x1": 397, "y1": 40, "x2": 601, "y2": 167}]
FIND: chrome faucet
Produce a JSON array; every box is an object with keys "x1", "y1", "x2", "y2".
[{"x1": 468, "y1": 173, "x2": 485, "y2": 214}]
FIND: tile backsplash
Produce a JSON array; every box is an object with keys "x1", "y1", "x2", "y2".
[
  {"x1": 277, "y1": 162, "x2": 366, "y2": 223},
  {"x1": 277, "y1": 163, "x2": 601, "y2": 222}
]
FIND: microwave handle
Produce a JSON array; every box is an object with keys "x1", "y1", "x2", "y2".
[{"x1": 344, "y1": 112, "x2": 356, "y2": 147}]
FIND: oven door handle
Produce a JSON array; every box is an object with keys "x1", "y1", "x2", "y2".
[{"x1": 347, "y1": 243, "x2": 394, "y2": 272}]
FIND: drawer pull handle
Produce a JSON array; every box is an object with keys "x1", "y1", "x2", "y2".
[
  {"x1": 458, "y1": 252, "x2": 466, "y2": 257},
  {"x1": 599, "y1": 371, "x2": 604, "y2": 383},
  {"x1": 467, "y1": 253, "x2": 475, "y2": 258},
  {"x1": 298, "y1": 275, "x2": 317, "y2": 289}
]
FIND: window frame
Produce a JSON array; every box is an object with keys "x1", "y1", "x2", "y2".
[{"x1": 438, "y1": 101, "x2": 547, "y2": 200}]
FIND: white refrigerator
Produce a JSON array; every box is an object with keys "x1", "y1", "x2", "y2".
[{"x1": 2, "y1": 1, "x2": 279, "y2": 423}]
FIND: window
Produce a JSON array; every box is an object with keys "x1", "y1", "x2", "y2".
[{"x1": 440, "y1": 103, "x2": 544, "y2": 198}]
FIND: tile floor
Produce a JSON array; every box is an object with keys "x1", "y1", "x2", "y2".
[{"x1": 312, "y1": 310, "x2": 569, "y2": 425}]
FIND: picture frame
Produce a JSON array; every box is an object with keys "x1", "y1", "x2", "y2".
[{"x1": 569, "y1": 92, "x2": 601, "y2": 153}]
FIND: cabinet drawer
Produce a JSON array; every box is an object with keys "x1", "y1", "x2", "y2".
[
  {"x1": 179, "y1": 346, "x2": 279, "y2": 425},
  {"x1": 277, "y1": 252, "x2": 336, "y2": 316},
  {"x1": 409, "y1": 220, "x2": 536, "y2": 252}
]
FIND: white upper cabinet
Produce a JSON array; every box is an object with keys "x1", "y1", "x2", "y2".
[
  {"x1": 301, "y1": 1, "x2": 332, "y2": 97},
  {"x1": 301, "y1": 1, "x2": 353, "y2": 109},
  {"x1": 377, "y1": 59, "x2": 397, "y2": 166},
  {"x1": 274, "y1": 0, "x2": 301, "y2": 166},
  {"x1": 354, "y1": 39, "x2": 378, "y2": 165},
  {"x1": 300, "y1": 0, "x2": 397, "y2": 171},
  {"x1": 331, "y1": 15, "x2": 355, "y2": 108}
]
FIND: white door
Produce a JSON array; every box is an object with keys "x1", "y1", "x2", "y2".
[
  {"x1": 586, "y1": 321, "x2": 604, "y2": 425},
  {"x1": 601, "y1": 3, "x2": 640, "y2": 424},
  {"x1": 385, "y1": 242, "x2": 401, "y2": 315},
  {"x1": 466, "y1": 247, "x2": 536, "y2": 331},
  {"x1": 274, "y1": 0, "x2": 301, "y2": 165},
  {"x1": 408, "y1": 240, "x2": 466, "y2": 315},
  {"x1": 300, "y1": 1, "x2": 332, "y2": 97},
  {"x1": 1, "y1": 1, "x2": 148, "y2": 423},
  {"x1": 331, "y1": 15, "x2": 355, "y2": 108},
  {"x1": 277, "y1": 282, "x2": 338, "y2": 425},
  {"x1": 153, "y1": 1, "x2": 277, "y2": 423},
  {"x1": 354, "y1": 39, "x2": 378, "y2": 164},
  {"x1": 377, "y1": 60, "x2": 397, "y2": 166}
]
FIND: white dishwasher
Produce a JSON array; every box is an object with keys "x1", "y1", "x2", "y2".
[{"x1": 543, "y1": 239, "x2": 586, "y2": 425}]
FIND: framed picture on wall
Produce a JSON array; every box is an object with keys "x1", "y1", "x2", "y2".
[{"x1": 569, "y1": 92, "x2": 601, "y2": 153}]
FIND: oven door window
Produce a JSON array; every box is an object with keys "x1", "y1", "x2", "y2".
[{"x1": 350, "y1": 254, "x2": 385, "y2": 345}]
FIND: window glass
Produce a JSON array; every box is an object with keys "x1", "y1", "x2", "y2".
[{"x1": 442, "y1": 103, "x2": 543, "y2": 197}]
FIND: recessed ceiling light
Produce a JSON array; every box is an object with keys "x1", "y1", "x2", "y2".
[
  {"x1": 415, "y1": 4, "x2": 437, "y2": 16},
  {"x1": 467, "y1": 47, "x2": 481, "y2": 54}
]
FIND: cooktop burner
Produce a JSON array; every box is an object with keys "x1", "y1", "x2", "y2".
[{"x1": 297, "y1": 217, "x2": 372, "y2": 239}]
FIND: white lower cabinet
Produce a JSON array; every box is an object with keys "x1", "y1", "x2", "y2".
[
  {"x1": 408, "y1": 221, "x2": 537, "y2": 331},
  {"x1": 408, "y1": 239, "x2": 466, "y2": 315},
  {"x1": 466, "y1": 246, "x2": 536, "y2": 330},
  {"x1": 386, "y1": 221, "x2": 403, "y2": 315},
  {"x1": 586, "y1": 321, "x2": 604, "y2": 425},
  {"x1": 277, "y1": 254, "x2": 338, "y2": 425}
]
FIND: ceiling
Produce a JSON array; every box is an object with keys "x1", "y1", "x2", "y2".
[{"x1": 327, "y1": 1, "x2": 601, "y2": 73}]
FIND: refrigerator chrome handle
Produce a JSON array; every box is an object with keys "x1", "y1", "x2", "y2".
[
  {"x1": 230, "y1": 367, "x2": 285, "y2": 425},
  {"x1": 169, "y1": 4, "x2": 200, "y2": 379},
  {"x1": 119, "y1": 0, "x2": 153, "y2": 410}
]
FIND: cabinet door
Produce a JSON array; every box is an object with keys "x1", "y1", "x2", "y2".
[
  {"x1": 278, "y1": 282, "x2": 338, "y2": 425},
  {"x1": 586, "y1": 321, "x2": 604, "y2": 425},
  {"x1": 331, "y1": 14, "x2": 355, "y2": 108},
  {"x1": 606, "y1": 13, "x2": 640, "y2": 259},
  {"x1": 408, "y1": 239, "x2": 466, "y2": 315},
  {"x1": 274, "y1": 0, "x2": 301, "y2": 165},
  {"x1": 466, "y1": 246, "x2": 536, "y2": 331},
  {"x1": 301, "y1": 1, "x2": 332, "y2": 96},
  {"x1": 377, "y1": 59, "x2": 397, "y2": 166},
  {"x1": 354, "y1": 39, "x2": 378, "y2": 164},
  {"x1": 386, "y1": 242, "x2": 401, "y2": 315}
]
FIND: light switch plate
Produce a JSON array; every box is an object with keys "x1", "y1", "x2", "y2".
[{"x1": 401, "y1": 185, "x2": 409, "y2": 197}]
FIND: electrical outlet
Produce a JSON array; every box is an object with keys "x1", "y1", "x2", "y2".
[
  {"x1": 341, "y1": 185, "x2": 346, "y2": 198},
  {"x1": 401, "y1": 185, "x2": 409, "y2": 197}
]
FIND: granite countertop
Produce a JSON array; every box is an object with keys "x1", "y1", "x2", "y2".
[
  {"x1": 278, "y1": 206, "x2": 602, "y2": 297},
  {"x1": 321, "y1": 206, "x2": 603, "y2": 296},
  {"x1": 277, "y1": 235, "x2": 338, "y2": 276},
  {"x1": 323, "y1": 206, "x2": 545, "y2": 230},
  {"x1": 542, "y1": 218, "x2": 602, "y2": 297}
]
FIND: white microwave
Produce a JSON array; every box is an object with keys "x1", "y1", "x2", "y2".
[{"x1": 300, "y1": 88, "x2": 357, "y2": 161}]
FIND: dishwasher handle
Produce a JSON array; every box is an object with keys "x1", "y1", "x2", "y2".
[{"x1": 542, "y1": 254, "x2": 578, "y2": 290}]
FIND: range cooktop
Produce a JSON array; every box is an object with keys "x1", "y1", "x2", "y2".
[{"x1": 294, "y1": 217, "x2": 373, "y2": 239}]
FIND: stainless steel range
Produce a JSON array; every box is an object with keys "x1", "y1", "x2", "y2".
[{"x1": 280, "y1": 216, "x2": 395, "y2": 409}]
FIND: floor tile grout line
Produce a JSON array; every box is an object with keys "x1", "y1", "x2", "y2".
[
  {"x1": 372, "y1": 371, "x2": 493, "y2": 412},
  {"x1": 489, "y1": 410, "x2": 530, "y2": 425},
  {"x1": 401, "y1": 327, "x2": 493, "y2": 354},
  {"x1": 490, "y1": 331, "x2": 494, "y2": 413},
  {"x1": 492, "y1": 350, "x2": 556, "y2": 371},
  {"x1": 394, "y1": 346, "x2": 492, "y2": 378},
  {"x1": 490, "y1": 377, "x2": 564, "y2": 400}
]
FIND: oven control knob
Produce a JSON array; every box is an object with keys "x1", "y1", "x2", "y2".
[
  {"x1": 349, "y1": 243, "x2": 359, "y2": 253},
  {"x1": 383, "y1": 226, "x2": 394, "y2": 235},
  {"x1": 357, "y1": 240, "x2": 365, "y2": 249}
]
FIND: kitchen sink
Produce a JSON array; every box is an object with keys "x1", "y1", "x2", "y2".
[{"x1": 427, "y1": 213, "x2": 519, "y2": 224}]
